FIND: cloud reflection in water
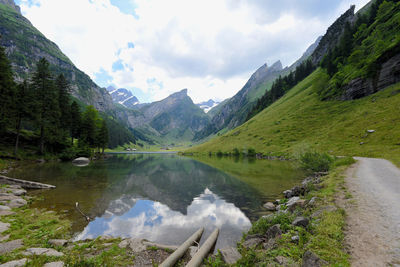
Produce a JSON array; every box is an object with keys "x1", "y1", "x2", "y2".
[{"x1": 76, "y1": 188, "x2": 251, "y2": 249}]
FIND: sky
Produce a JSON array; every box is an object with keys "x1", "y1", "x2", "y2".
[{"x1": 15, "y1": 0, "x2": 370, "y2": 103}]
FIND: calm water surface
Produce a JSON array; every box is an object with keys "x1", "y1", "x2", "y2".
[{"x1": 8, "y1": 154, "x2": 305, "y2": 249}]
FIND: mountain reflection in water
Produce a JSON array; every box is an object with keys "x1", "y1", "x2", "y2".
[
  {"x1": 76, "y1": 188, "x2": 251, "y2": 249},
  {"x1": 7, "y1": 154, "x2": 304, "y2": 249}
]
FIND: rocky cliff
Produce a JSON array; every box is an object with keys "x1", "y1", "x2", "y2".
[
  {"x1": 0, "y1": 1, "x2": 114, "y2": 111},
  {"x1": 342, "y1": 45, "x2": 400, "y2": 100},
  {"x1": 310, "y1": 5, "x2": 356, "y2": 65}
]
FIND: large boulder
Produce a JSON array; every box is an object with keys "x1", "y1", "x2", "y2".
[
  {"x1": 23, "y1": 248, "x2": 64, "y2": 257},
  {"x1": 0, "y1": 258, "x2": 27, "y2": 267},
  {"x1": 0, "y1": 239, "x2": 23, "y2": 255},
  {"x1": 72, "y1": 157, "x2": 90, "y2": 165},
  {"x1": 118, "y1": 238, "x2": 147, "y2": 253},
  {"x1": 265, "y1": 224, "x2": 282, "y2": 240},
  {"x1": 292, "y1": 217, "x2": 309, "y2": 228}
]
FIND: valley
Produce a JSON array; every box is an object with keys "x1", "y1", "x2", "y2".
[{"x1": 0, "y1": 0, "x2": 399, "y2": 266}]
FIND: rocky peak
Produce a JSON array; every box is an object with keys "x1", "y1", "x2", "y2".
[
  {"x1": 270, "y1": 60, "x2": 283, "y2": 72},
  {"x1": 0, "y1": 0, "x2": 21, "y2": 14},
  {"x1": 169, "y1": 88, "x2": 188, "y2": 100}
]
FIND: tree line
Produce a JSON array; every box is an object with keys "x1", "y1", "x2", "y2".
[
  {"x1": 0, "y1": 45, "x2": 108, "y2": 158},
  {"x1": 246, "y1": 59, "x2": 315, "y2": 120}
]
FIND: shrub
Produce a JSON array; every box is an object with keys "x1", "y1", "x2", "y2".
[
  {"x1": 247, "y1": 148, "x2": 256, "y2": 157},
  {"x1": 300, "y1": 151, "x2": 333, "y2": 172},
  {"x1": 232, "y1": 148, "x2": 240, "y2": 156},
  {"x1": 216, "y1": 151, "x2": 223, "y2": 157}
]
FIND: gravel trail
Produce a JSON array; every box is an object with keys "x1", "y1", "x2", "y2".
[{"x1": 344, "y1": 157, "x2": 400, "y2": 266}]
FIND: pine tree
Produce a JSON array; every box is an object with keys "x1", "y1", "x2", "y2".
[
  {"x1": 14, "y1": 80, "x2": 32, "y2": 155},
  {"x1": 70, "y1": 101, "x2": 81, "y2": 145},
  {"x1": 97, "y1": 119, "x2": 108, "y2": 154},
  {"x1": 0, "y1": 44, "x2": 16, "y2": 134},
  {"x1": 80, "y1": 105, "x2": 99, "y2": 147},
  {"x1": 31, "y1": 58, "x2": 60, "y2": 154},
  {"x1": 56, "y1": 74, "x2": 71, "y2": 131}
]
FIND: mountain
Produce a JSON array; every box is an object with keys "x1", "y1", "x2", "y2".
[
  {"x1": 115, "y1": 89, "x2": 210, "y2": 144},
  {"x1": 196, "y1": 99, "x2": 220, "y2": 113},
  {"x1": 195, "y1": 37, "x2": 321, "y2": 140},
  {"x1": 106, "y1": 86, "x2": 140, "y2": 109},
  {"x1": 188, "y1": 1, "x2": 400, "y2": 166},
  {"x1": 0, "y1": 1, "x2": 113, "y2": 111}
]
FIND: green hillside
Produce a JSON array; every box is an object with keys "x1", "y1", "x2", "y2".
[{"x1": 188, "y1": 69, "x2": 400, "y2": 166}]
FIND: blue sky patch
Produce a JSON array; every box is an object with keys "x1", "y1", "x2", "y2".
[
  {"x1": 94, "y1": 68, "x2": 113, "y2": 88},
  {"x1": 112, "y1": 59, "x2": 124, "y2": 72},
  {"x1": 128, "y1": 42, "x2": 135, "y2": 49},
  {"x1": 110, "y1": 0, "x2": 139, "y2": 19}
]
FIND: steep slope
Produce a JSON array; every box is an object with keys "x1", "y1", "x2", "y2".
[
  {"x1": 188, "y1": 70, "x2": 400, "y2": 165},
  {"x1": 116, "y1": 89, "x2": 210, "y2": 144},
  {"x1": 196, "y1": 37, "x2": 321, "y2": 140},
  {"x1": 0, "y1": 1, "x2": 113, "y2": 111},
  {"x1": 107, "y1": 86, "x2": 140, "y2": 108}
]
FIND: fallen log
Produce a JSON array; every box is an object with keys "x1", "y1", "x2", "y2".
[
  {"x1": 186, "y1": 228, "x2": 219, "y2": 267},
  {"x1": 0, "y1": 175, "x2": 55, "y2": 189},
  {"x1": 159, "y1": 227, "x2": 204, "y2": 267}
]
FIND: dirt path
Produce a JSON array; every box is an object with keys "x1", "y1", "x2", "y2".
[{"x1": 343, "y1": 157, "x2": 400, "y2": 266}]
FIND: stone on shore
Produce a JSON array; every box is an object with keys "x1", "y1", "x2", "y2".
[
  {"x1": 263, "y1": 202, "x2": 276, "y2": 211},
  {"x1": 23, "y1": 248, "x2": 64, "y2": 257},
  {"x1": 292, "y1": 217, "x2": 309, "y2": 228},
  {"x1": 220, "y1": 247, "x2": 241, "y2": 264},
  {"x1": 8, "y1": 198, "x2": 27, "y2": 208},
  {"x1": 72, "y1": 157, "x2": 90, "y2": 165},
  {"x1": 43, "y1": 262, "x2": 64, "y2": 267},
  {"x1": 118, "y1": 238, "x2": 147, "y2": 253},
  {"x1": 0, "y1": 239, "x2": 23, "y2": 255},
  {"x1": 301, "y1": 251, "x2": 328, "y2": 267},
  {"x1": 243, "y1": 235, "x2": 264, "y2": 249},
  {"x1": 0, "y1": 205, "x2": 11, "y2": 211},
  {"x1": 0, "y1": 222, "x2": 10, "y2": 233},
  {"x1": 48, "y1": 239, "x2": 68, "y2": 247},
  {"x1": 0, "y1": 258, "x2": 27, "y2": 267},
  {"x1": 265, "y1": 224, "x2": 282, "y2": 240}
]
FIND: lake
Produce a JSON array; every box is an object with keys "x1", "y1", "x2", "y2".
[{"x1": 8, "y1": 153, "x2": 305, "y2": 249}]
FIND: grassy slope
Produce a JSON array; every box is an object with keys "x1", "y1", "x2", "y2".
[{"x1": 188, "y1": 69, "x2": 400, "y2": 166}]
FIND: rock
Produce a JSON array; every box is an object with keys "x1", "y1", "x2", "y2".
[
  {"x1": 0, "y1": 211, "x2": 15, "y2": 216},
  {"x1": 275, "y1": 256, "x2": 289, "y2": 265},
  {"x1": 243, "y1": 236, "x2": 263, "y2": 249},
  {"x1": 265, "y1": 224, "x2": 282, "y2": 240},
  {"x1": 72, "y1": 157, "x2": 90, "y2": 165},
  {"x1": 367, "y1": 129, "x2": 375, "y2": 133},
  {"x1": 220, "y1": 247, "x2": 241, "y2": 264},
  {"x1": 8, "y1": 198, "x2": 27, "y2": 208},
  {"x1": 0, "y1": 205, "x2": 11, "y2": 211},
  {"x1": 0, "y1": 258, "x2": 27, "y2": 267},
  {"x1": 263, "y1": 202, "x2": 276, "y2": 211},
  {"x1": 291, "y1": 186, "x2": 306, "y2": 197},
  {"x1": 0, "y1": 222, "x2": 10, "y2": 233},
  {"x1": 311, "y1": 206, "x2": 337, "y2": 218},
  {"x1": 0, "y1": 239, "x2": 23, "y2": 255},
  {"x1": 288, "y1": 199, "x2": 306, "y2": 212},
  {"x1": 43, "y1": 262, "x2": 64, "y2": 267},
  {"x1": 292, "y1": 217, "x2": 309, "y2": 228},
  {"x1": 287, "y1": 196, "x2": 300, "y2": 207},
  {"x1": 0, "y1": 194, "x2": 18, "y2": 201},
  {"x1": 283, "y1": 190, "x2": 293, "y2": 198},
  {"x1": 48, "y1": 239, "x2": 68, "y2": 247},
  {"x1": 273, "y1": 199, "x2": 280, "y2": 205},
  {"x1": 301, "y1": 251, "x2": 328, "y2": 267},
  {"x1": 291, "y1": 235, "x2": 300, "y2": 243},
  {"x1": 8, "y1": 189, "x2": 26, "y2": 196},
  {"x1": 23, "y1": 248, "x2": 64, "y2": 257},
  {"x1": 307, "y1": 197, "x2": 318, "y2": 207},
  {"x1": 118, "y1": 238, "x2": 146, "y2": 253},
  {"x1": 7, "y1": 185, "x2": 21, "y2": 189},
  {"x1": 262, "y1": 214, "x2": 274, "y2": 221},
  {"x1": 36, "y1": 159, "x2": 46, "y2": 164},
  {"x1": 0, "y1": 234, "x2": 10, "y2": 242},
  {"x1": 263, "y1": 238, "x2": 277, "y2": 250}
]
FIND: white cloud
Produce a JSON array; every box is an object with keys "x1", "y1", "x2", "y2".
[{"x1": 18, "y1": 0, "x2": 371, "y2": 103}]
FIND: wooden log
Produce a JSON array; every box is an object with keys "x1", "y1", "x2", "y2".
[
  {"x1": 186, "y1": 228, "x2": 219, "y2": 267},
  {"x1": 0, "y1": 175, "x2": 55, "y2": 189},
  {"x1": 159, "y1": 227, "x2": 204, "y2": 267}
]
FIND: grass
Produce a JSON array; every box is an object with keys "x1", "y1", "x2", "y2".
[{"x1": 188, "y1": 69, "x2": 400, "y2": 167}]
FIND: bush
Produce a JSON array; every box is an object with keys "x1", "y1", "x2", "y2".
[
  {"x1": 216, "y1": 151, "x2": 223, "y2": 157},
  {"x1": 247, "y1": 148, "x2": 256, "y2": 157},
  {"x1": 300, "y1": 151, "x2": 333, "y2": 172},
  {"x1": 232, "y1": 148, "x2": 240, "y2": 156},
  {"x1": 58, "y1": 147, "x2": 78, "y2": 161}
]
